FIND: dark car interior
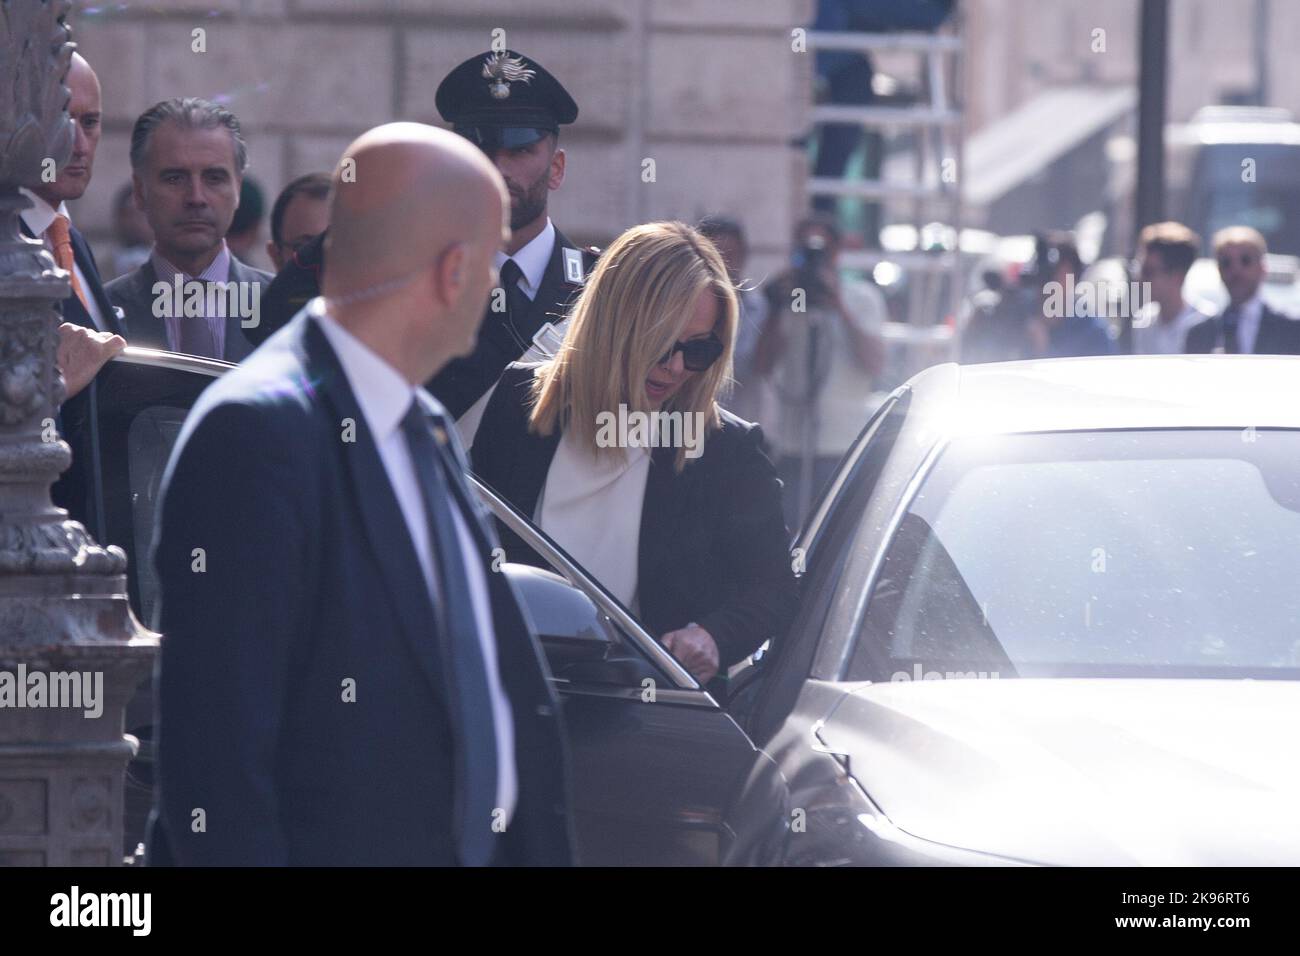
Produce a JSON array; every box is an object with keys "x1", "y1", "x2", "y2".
[
  {"x1": 850, "y1": 511, "x2": 1017, "y2": 682},
  {"x1": 77, "y1": 359, "x2": 214, "y2": 854}
]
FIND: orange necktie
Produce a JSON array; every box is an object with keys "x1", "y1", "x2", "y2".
[{"x1": 45, "y1": 213, "x2": 90, "y2": 311}]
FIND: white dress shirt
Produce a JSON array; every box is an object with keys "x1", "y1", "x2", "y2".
[
  {"x1": 19, "y1": 188, "x2": 107, "y2": 331},
  {"x1": 312, "y1": 299, "x2": 517, "y2": 821},
  {"x1": 494, "y1": 217, "x2": 555, "y2": 301},
  {"x1": 1132, "y1": 301, "x2": 1206, "y2": 354}
]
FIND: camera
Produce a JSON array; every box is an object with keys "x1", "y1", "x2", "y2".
[{"x1": 791, "y1": 232, "x2": 832, "y2": 307}]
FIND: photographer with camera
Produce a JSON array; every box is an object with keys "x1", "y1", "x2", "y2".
[
  {"x1": 1024, "y1": 232, "x2": 1115, "y2": 358},
  {"x1": 754, "y1": 214, "x2": 886, "y2": 529}
]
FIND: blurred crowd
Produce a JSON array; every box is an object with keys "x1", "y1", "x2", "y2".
[{"x1": 960, "y1": 223, "x2": 1300, "y2": 364}]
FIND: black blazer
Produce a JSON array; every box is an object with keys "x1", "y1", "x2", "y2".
[
  {"x1": 106, "y1": 255, "x2": 270, "y2": 362},
  {"x1": 148, "y1": 315, "x2": 575, "y2": 865},
  {"x1": 1185, "y1": 304, "x2": 1300, "y2": 354},
  {"x1": 470, "y1": 363, "x2": 799, "y2": 668}
]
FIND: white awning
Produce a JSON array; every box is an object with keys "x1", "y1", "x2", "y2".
[{"x1": 965, "y1": 86, "x2": 1137, "y2": 208}]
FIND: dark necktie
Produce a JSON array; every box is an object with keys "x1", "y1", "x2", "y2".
[
  {"x1": 1222, "y1": 306, "x2": 1240, "y2": 354},
  {"x1": 400, "y1": 399, "x2": 499, "y2": 867},
  {"x1": 497, "y1": 258, "x2": 532, "y2": 351}
]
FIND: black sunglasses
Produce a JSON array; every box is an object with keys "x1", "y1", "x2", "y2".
[{"x1": 657, "y1": 334, "x2": 724, "y2": 372}]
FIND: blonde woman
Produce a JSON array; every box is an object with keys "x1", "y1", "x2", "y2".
[{"x1": 470, "y1": 221, "x2": 797, "y2": 683}]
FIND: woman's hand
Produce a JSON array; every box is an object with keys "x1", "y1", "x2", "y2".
[{"x1": 661, "y1": 623, "x2": 720, "y2": 684}]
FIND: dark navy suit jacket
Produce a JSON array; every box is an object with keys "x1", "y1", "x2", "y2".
[
  {"x1": 18, "y1": 217, "x2": 123, "y2": 335},
  {"x1": 148, "y1": 313, "x2": 575, "y2": 865},
  {"x1": 21, "y1": 218, "x2": 123, "y2": 534},
  {"x1": 68, "y1": 226, "x2": 124, "y2": 335},
  {"x1": 1185, "y1": 303, "x2": 1300, "y2": 354}
]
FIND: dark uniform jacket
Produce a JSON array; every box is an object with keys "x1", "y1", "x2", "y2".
[
  {"x1": 470, "y1": 363, "x2": 799, "y2": 669},
  {"x1": 250, "y1": 226, "x2": 597, "y2": 418},
  {"x1": 431, "y1": 226, "x2": 597, "y2": 418}
]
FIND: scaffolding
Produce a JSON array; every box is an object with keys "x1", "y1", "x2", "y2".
[{"x1": 806, "y1": 16, "x2": 966, "y2": 373}]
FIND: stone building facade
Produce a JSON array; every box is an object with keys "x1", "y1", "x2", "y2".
[{"x1": 66, "y1": 0, "x2": 814, "y2": 280}]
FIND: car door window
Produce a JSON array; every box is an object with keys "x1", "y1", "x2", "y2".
[
  {"x1": 744, "y1": 390, "x2": 912, "y2": 741},
  {"x1": 789, "y1": 390, "x2": 911, "y2": 639},
  {"x1": 90, "y1": 355, "x2": 221, "y2": 624},
  {"x1": 124, "y1": 406, "x2": 191, "y2": 626}
]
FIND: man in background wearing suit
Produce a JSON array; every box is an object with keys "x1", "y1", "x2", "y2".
[
  {"x1": 1186, "y1": 226, "x2": 1300, "y2": 354},
  {"x1": 149, "y1": 122, "x2": 574, "y2": 866},
  {"x1": 19, "y1": 52, "x2": 126, "y2": 388},
  {"x1": 20, "y1": 51, "x2": 126, "y2": 537},
  {"x1": 265, "y1": 171, "x2": 331, "y2": 273},
  {"x1": 107, "y1": 98, "x2": 270, "y2": 363}
]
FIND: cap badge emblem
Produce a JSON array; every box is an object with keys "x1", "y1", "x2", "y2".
[{"x1": 482, "y1": 51, "x2": 536, "y2": 100}]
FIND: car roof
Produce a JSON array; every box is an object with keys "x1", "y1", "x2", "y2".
[{"x1": 908, "y1": 355, "x2": 1300, "y2": 436}]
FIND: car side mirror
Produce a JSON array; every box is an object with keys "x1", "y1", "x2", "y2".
[{"x1": 502, "y1": 563, "x2": 613, "y2": 667}]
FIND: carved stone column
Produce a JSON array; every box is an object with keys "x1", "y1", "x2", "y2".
[{"x1": 0, "y1": 0, "x2": 157, "y2": 866}]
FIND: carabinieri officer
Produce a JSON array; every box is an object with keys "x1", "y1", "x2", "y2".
[{"x1": 432, "y1": 49, "x2": 600, "y2": 420}]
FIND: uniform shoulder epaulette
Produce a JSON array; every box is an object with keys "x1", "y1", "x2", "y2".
[{"x1": 562, "y1": 244, "x2": 601, "y2": 286}]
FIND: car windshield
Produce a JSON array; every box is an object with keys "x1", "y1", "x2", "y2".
[{"x1": 848, "y1": 429, "x2": 1300, "y2": 681}]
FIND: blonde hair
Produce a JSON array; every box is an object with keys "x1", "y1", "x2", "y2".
[{"x1": 528, "y1": 220, "x2": 738, "y2": 472}]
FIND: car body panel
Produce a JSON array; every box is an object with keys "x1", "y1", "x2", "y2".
[
  {"x1": 818, "y1": 678, "x2": 1300, "y2": 865},
  {"x1": 917, "y1": 356, "x2": 1300, "y2": 439}
]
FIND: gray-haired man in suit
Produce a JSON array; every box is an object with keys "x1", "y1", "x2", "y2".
[{"x1": 107, "y1": 97, "x2": 270, "y2": 363}]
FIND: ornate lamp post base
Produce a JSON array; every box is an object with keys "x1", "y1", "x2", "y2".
[{"x1": 0, "y1": 1, "x2": 158, "y2": 866}]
